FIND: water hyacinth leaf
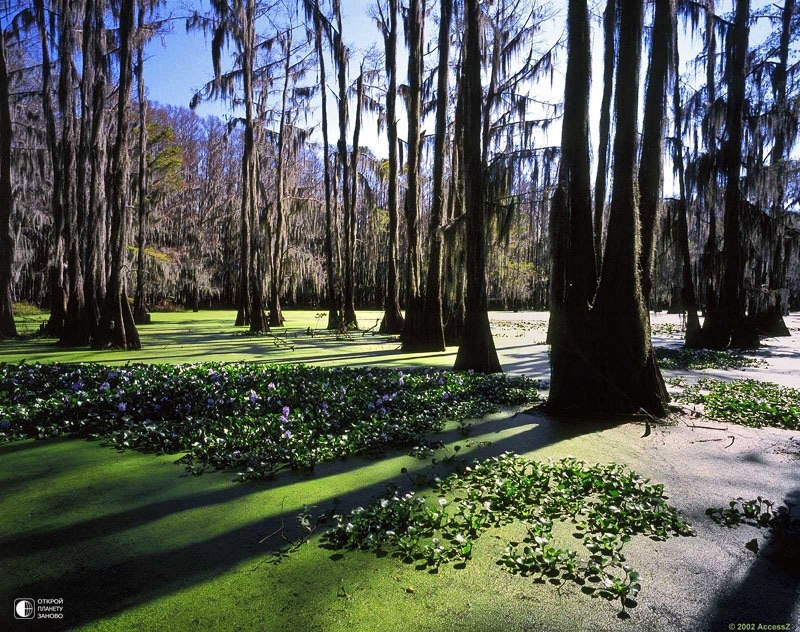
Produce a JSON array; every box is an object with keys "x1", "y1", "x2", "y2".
[
  {"x1": 323, "y1": 453, "x2": 694, "y2": 616},
  {"x1": 0, "y1": 362, "x2": 539, "y2": 479}
]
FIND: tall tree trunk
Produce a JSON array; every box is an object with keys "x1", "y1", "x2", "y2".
[
  {"x1": 453, "y1": 0, "x2": 501, "y2": 374},
  {"x1": 443, "y1": 68, "x2": 465, "y2": 345},
  {"x1": 243, "y1": 0, "x2": 267, "y2": 334},
  {"x1": 593, "y1": 0, "x2": 667, "y2": 415},
  {"x1": 344, "y1": 63, "x2": 364, "y2": 329},
  {"x1": 35, "y1": 0, "x2": 67, "y2": 337},
  {"x1": 698, "y1": 2, "x2": 719, "y2": 318},
  {"x1": 757, "y1": 0, "x2": 794, "y2": 336},
  {"x1": 84, "y1": 0, "x2": 108, "y2": 342},
  {"x1": 269, "y1": 30, "x2": 293, "y2": 328},
  {"x1": 378, "y1": 0, "x2": 404, "y2": 334},
  {"x1": 76, "y1": 0, "x2": 97, "y2": 339},
  {"x1": 671, "y1": 22, "x2": 702, "y2": 347},
  {"x1": 0, "y1": 25, "x2": 16, "y2": 339},
  {"x1": 700, "y1": 0, "x2": 755, "y2": 348},
  {"x1": 94, "y1": 0, "x2": 141, "y2": 350},
  {"x1": 57, "y1": 0, "x2": 87, "y2": 347},
  {"x1": 310, "y1": 0, "x2": 341, "y2": 331},
  {"x1": 546, "y1": 0, "x2": 597, "y2": 410},
  {"x1": 593, "y1": 0, "x2": 615, "y2": 264},
  {"x1": 417, "y1": 0, "x2": 452, "y2": 352},
  {"x1": 333, "y1": 1, "x2": 353, "y2": 330},
  {"x1": 549, "y1": 0, "x2": 667, "y2": 416},
  {"x1": 400, "y1": 0, "x2": 425, "y2": 349},
  {"x1": 133, "y1": 1, "x2": 150, "y2": 325},
  {"x1": 638, "y1": 0, "x2": 673, "y2": 306}
]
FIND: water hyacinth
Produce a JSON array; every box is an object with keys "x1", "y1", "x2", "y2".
[{"x1": 0, "y1": 361, "x2": 540, "y2": 479}]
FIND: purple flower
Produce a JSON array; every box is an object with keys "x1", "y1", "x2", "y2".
[
  {"x1": 442, "y1": 392, "x2": 450, "y2": 400},
  {"x1": 100, "y1": 382, "x2": 111, "y2": 391},
  {"x1": 282, "y1": 429, "x2": 293, "y2": 439},
  {"x1": 248, "y1": 390, "x2": 258, "y2": 404},
  {"x1": 71, "y1": 380, "x2": 84, "y2": 391},
  {"x1": 281, "y1": 406, "x2": 290, "y2": 418},
  {"x1": 207, "y1": 398, "x2": 215, "y2": 408},
  {"x1": 268, "y1": 382, "x2": 276, "y2": 390},
  {"x1": 118, "y1": 402, "x2": 127, "y2": 412}
]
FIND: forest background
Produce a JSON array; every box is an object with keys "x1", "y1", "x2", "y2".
[{"x1": 0, "y1": 0, "x2": 798, "y2": 372}]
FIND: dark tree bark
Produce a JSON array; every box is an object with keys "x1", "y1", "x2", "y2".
[
  {"x1": 546, "y1": 0, "x2": 597, "y2": 410},
  {"x1": 242, "y1": 0, "x2": 267, "y2": 334},
  {"x1": 35, "y1": 0, "x2": 67, "y2": 337},
  {"x1": 593, "y1": 0, "x2": 615, "y2": 263},
  {"x1": 592, "y1": 0, "x2": 667, "y2": 415},
  {"x1": 699, "y1": 0, "x2": 756, "y2": 348},
  {"x1": 416, "y1": 0, "x2": 452, "y2": 353},
  {"x1": 638, "y1": 0, "x2": 673, "y2": 305},
  {"x1": 453, "y1": 0, "x2": 501, "y2": 374},
  {"x1": 48, "y1": 0, "x2": 87, "y2": 347},
  {"x1": 377, "y1": 0, "x2": 404, "y2": 334},
  {"x1": 84, "y1": 0, "x2": 109, "y2": 342},
  {"x1": 548, "y1": 0, "x2": 667, "y2": 417},
  {"x1": 94, "y1": 0, "x2": 141, "y2": 349},
  {"x1": 400, "y1": 0, "x2": 425, "y2": 349},
  {"x1": 0, "y1": 25, "x2": 16, "y2": 339}
]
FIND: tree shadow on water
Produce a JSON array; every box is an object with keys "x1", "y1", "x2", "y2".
[
  {"x1": 0, "y1": 409, "x2": 626, "y2": 630},
  {"x1": 702, "y1": 488, "x2": 800, "y2": 631}
]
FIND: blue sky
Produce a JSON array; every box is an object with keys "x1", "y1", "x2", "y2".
[
  {"x1": 142, "y1": 0, "x2": 569, "y2": 157},
  {"x1": 143, "y1": 0, "x2": 393, "y2": 144},
  {"x1": 140, "y1": 0, "x2": 790, "y2": 170}
]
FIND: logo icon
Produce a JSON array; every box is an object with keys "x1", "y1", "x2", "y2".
[{"x1": 14, "y1": 598, "x2": 35, "y2": 620}]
